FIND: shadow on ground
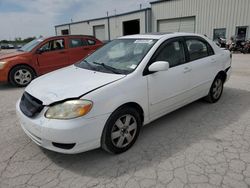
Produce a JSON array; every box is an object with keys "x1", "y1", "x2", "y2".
[
  {"x1": 39, "y1": 87, "x2": 250, "y2": 178},
  {"x1": 0, "y1": 83, "x2": 19, "y2": 91}
]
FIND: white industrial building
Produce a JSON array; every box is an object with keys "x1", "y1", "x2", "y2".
[
  {"x1": 55, "y1": 8, "x2": 151, "y2": 41},
  {"x1": 55, "y1": 0, "x2": 250, "y2": 41}
]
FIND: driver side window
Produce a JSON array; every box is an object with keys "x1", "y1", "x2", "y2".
[
  {"x1": 39, "y1": 39, "x2": 65, "y2": 53},
  {"x1": 153, "y1": 40, "x2": 186, "y2": 68}
]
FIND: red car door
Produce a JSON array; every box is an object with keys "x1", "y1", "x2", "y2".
[
  {"x1": 85, "y1": 37, "x2": 103, "y2": 54},
  {"x1": 36, "y1": 38, "x2": 69, "y2": 75},
  {"x1": 68, "y1": 37, "x2": 90, "y2": 64}
]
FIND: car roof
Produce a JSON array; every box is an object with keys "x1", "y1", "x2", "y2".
[
  {"x1": 43, "y1": 35, "x2": 96, "y2": 40},
  {"x1": 119, "y1": 32, "x2": 203, "y2": 40}
]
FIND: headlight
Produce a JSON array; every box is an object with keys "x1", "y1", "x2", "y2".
[
  {"x1": 0, "y1": 61, "x2": 7, "y2": 69},
  {"x1": 45, "y1": 100, "x2": 93, "y2": 120}
]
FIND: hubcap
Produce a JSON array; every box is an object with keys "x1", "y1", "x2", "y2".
[
  {"x1": 14, "y1": 69, "x2": 32, "y2": 85},
  {"x1": 212, "y1": 79, "x2": 223, "y2": 99},
  {"x1": 111, "y1": 114, "x2": 137, "y2": 148}
]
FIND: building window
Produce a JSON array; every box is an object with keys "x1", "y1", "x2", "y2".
[
  {"x1": 61, "y1": 29, "x2": 69, "y2": 35},
  {"x1": 236, "y1": 26, "x2": 248, "y2": 41},
  {"x1": 213, "y1": 28, "x2": 226, "y2": 40}
]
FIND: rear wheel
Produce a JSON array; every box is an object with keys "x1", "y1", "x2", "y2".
[
  {"x1": 101, "y1": 107, "x2": 141, "y2": 154},
  {"x1": 9, "y1": 65, "x2": 35, "y2": 87},
  {"x1": 205, "y1": 76, "x2": 224, "y2": 103}
]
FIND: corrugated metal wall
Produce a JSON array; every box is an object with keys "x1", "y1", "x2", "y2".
[
  {"x1": 151, "y1": 0, "x2": 250, "y2": 39},
  {"x1": 55, "y1": 25, "x2": 70, "y2": 35},
  {"x1": 109, "y1": 11, "x2": 146, "y2": 39},
  {"x1": 70, "y1": 19, "x2": 109, "y2": 41},
  {"x1": 55, "y1": 10, "x2": 148, "y2": 41},
  {"x1": 55, "y1": 0, "x2": 250, "y2": 40}
]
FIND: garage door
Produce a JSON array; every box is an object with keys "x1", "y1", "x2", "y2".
[
  {"x1": 93, "y1": 25, "x2": 105, "y2": 41},
  {"x1": 158, "y1": 17, "x2": 195, "y2": 33}
]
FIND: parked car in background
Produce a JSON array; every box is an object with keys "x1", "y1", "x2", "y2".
[
  {"x1": 0, "y1": 35, "x2": 103, "y2": 86},
  {"x1": 0, "y1": 43, "x2": 15, "y2": 49},
  {"x1": 16, "y1": 44, "x2": 24, "y2": 49},
  {"x1": 16, "y1": 33, "x2": 232, "y2": 154}
]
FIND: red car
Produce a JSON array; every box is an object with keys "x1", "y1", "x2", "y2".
[{"x1": 0, "y1": 35, "x2": 103, "y2": 86}]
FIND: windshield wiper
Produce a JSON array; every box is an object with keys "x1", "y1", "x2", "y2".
[
  {"x1": 83, "y1": 59, "x2": 93, "y2": 67},
  {"x1": 92, "y1": 61, "x2": 122, "y2": 74}
]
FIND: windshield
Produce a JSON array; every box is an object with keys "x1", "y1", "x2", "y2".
[
  {"x1": 76, "y1": 39, "x2": 157, "y2": 74},
  {"x1": 19, "y1": 38, "x2": 44, "y2": 52}
]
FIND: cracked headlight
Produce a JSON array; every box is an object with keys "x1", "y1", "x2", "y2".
[
  {"x1": 0, "y1": 61, "x2": 7, "y2": 70},
  {"x1": 45, "y1": 100, "x2": 93, "y2": 120}
]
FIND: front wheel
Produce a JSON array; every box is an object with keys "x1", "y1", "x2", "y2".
[
  {"x1": 205, "y1": 76, "x2": 224, "y2": 103},
  {"x1": 101, "y1": 107, "x2": 142, "y2": 154},
  {"x1": 9, "y1": 65, "x2": 35, "y2": 87}
]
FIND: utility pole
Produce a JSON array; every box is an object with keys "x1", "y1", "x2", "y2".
[{"x1": 107, "y1": 11, "x2": 110, "y2": 41}]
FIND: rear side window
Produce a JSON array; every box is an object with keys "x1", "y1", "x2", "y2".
[
  {"x1": 186, "y1": 39, "x2": 211, "y2": 61},
  {"x1": 153, "y1": 41, "x2": 186, "y2": 68},
  {"x1": 69, "y1": 38, "x2": 87, "y2": 48},
  {"x1": 87, "y1": 39, "x2": 96, "y2": 45}
]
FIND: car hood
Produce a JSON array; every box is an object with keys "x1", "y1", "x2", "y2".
[
  {"x1": 25, "y1": 65, "x2": 126, "y2": 105},
  {"x1": 0, "y1": 50, "x2": 27, "y2": 60}
]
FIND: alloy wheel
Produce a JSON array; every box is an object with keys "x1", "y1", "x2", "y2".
[
  {"x1": 14, "y1": 69, "x2": 32, "y2": 86},
  {"x1": 212, "y1": 79, "x2": 223, "y2": 99},
  {"x1": 111, "y1": 114, "x2": 137, "y2": 148}
]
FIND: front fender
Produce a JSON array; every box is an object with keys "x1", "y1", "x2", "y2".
[{"x1": 81, "y1": 75, "x2": 150, "y2": 124}]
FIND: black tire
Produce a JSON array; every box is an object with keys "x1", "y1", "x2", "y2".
[
  {"x1": 9, "y1": 65, "x2": 35, "y2": 87},
  {"x1": 205, "y1": 75, "x2": 224, "y2": 103},
  {"x1": 101, "y1": 106, "x2": 142, "y2": 154}
]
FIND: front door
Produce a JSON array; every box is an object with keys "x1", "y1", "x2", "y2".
[
  {"x1": 146, "y1": 38, "x2": 191, "y2": 120},
  {"x1": 36, "y1": 38, "x2": 69, "y2": 75}
]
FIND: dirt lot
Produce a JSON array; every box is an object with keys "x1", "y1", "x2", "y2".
[{"x1": 0, "y1": 54, "x2": 250, "y2": 188}]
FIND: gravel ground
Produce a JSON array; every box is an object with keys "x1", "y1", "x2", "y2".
[
  {"x1": 0, "y1": 54, "x2": 250, "y2": 188},
  {"x1": 0, "y1": 49, "x2": 16, "y2": 54}
]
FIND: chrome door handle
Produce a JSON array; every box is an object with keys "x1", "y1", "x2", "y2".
[
  {"x1": 211, "y1": 59, "x2": 216, "y2": 63},
  {"x1": 183, "y1": 67, "x2": 192, "y2": 73}
]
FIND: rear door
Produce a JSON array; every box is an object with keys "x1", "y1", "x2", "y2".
[
  {"x1": 36, "y1": 38, "x2": 69, "y2": 75},
  {"x1": 86, "y1": 38, "x2": 102, "y2": 54},
  {"x1": 68, "y1": 37, "x2": 89, "y2": 64},
  {"x1": 184, "y1": 37, "x2": 219, "y2": 97}
]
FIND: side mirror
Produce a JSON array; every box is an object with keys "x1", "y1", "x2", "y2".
[
  {"x1": 148, "y1": 61, "x2": 169, "y2": 72},
  {"x1": 36, "y1": 49, "x2": 44, "y2": 54}
]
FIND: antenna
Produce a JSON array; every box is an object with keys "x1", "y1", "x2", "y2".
[{"x1": 178, "y1": 15, "x2": 182, "y2": 32}]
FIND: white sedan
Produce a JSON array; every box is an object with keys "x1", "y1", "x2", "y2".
[{"x1": 16, "y1": 33, "x2": 232, "y2": 154}]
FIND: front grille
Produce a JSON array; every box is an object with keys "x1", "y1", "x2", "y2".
[{"x1": 20, "y1": 92, "x2": 44, "y2": 117}]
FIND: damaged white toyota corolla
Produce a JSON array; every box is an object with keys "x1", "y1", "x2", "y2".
[{"x1": 16, "y1": 33, "x2": 232, "y2": 154}]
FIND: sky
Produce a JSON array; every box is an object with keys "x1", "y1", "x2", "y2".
[{"x1": 0, "y1": 0, "x2": 153, "y2": 40}]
